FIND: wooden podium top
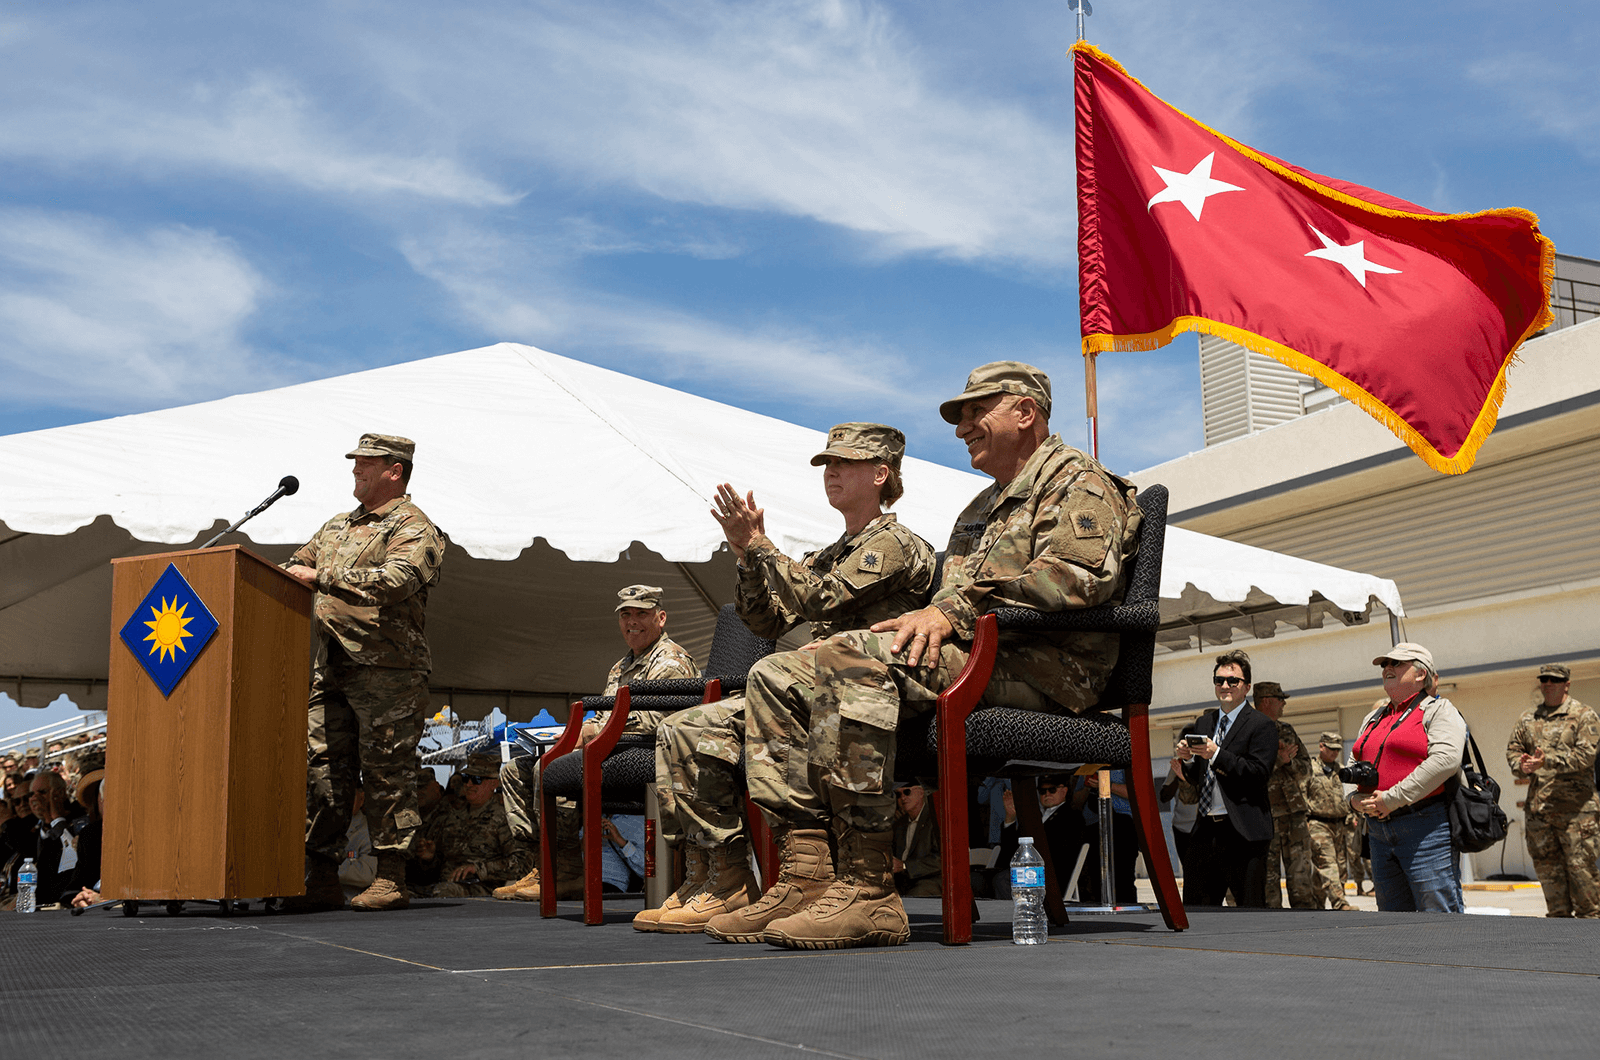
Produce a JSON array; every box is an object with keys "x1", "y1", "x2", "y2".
[{"x1": 110, "y1": 543, "x2": 313, "y2": 594}]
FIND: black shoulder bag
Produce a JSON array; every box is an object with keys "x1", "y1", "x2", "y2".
[{"x1": 1449, "y1": 729, "x2": 1509, "y2": 853}]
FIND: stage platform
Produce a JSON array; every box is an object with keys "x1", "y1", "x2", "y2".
[{"x1": 7, "y1": 895, "x2": 1598, "y2": 1058}]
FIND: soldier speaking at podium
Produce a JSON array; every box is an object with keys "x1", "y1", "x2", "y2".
[{"x1": 283, "y1": 433, "x2": 446, "y2": 912}]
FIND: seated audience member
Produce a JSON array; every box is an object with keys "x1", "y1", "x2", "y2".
[
  {"x1": 340, "y1": 791, "x2": 377, "y2": 900},
  {"x1": 426, "y1": 754, "x2": 532, "y2": 898},
  {"x1": 493, "y1": 584, "x2": 700, "y2": 904},
  {"x1": 3, "y1": 773, "x2": 39, "y2": 902},
  {"x1": 891, "y1": 783, "x2": 941, "y2": 897},
  {"x1": 1078, "y1": 769, "x2": 1138, "y2": 905},
  {"x1": 28, "y1": 770, "x2": 77, "y2": 907},
  {"x1": 61, "y1": 753, "x2": 105, "y2": 905},
  {"x1": 598, "y1": 815, "x2": 648, "y2": 893},
  {"x1": 990, "y1": 775, "x2": 1089, "y2": 900},
  {"x1": 406, "y1": 768, "x2": 448, "y2": 894}
]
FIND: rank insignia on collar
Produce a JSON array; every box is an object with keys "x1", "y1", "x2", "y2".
[{"x1": 859, "y1": 549, "x2": 883, "y2": 572}]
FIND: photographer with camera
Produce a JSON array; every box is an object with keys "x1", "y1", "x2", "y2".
[{"x1": 1348, "y1": 643, "x2": 1466, "y2": 912}]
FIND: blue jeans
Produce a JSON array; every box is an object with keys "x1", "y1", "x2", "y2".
[{"x1": 1367, "y1": 801, "x2": 1462, "y2": 912}]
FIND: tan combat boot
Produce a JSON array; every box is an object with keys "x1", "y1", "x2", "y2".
[
  {"x1": 703, "y1": 828, "x2": 832, "y2": 943},
  {"x1": 351, "y1": 853, "x2": 411, "y2": 911},
  {"x1": 633, "y1": 843, "x2": 708, "y2": 932},
  {"x1": 762, "y1": 825, "x2": 908, "y2": 949},
  {"x1": 656, "y1": 837, "x2": 761, "y2": 933},
  {"x1": 493, "y1": 867, "x2": 543, "y2": 902},
  {"x1": 280, "y1": 854, "x2": 345, "y2": 913}
]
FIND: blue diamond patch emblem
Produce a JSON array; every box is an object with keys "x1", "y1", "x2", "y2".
[{"x1": 119, "y1": 563, "x2": 220, "y2": 697}]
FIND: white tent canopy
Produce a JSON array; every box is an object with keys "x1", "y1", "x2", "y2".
[{"x1": 0, "y1": 343, "x2": 1402, "y2": 720}]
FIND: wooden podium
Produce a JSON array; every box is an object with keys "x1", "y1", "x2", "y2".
[{"x1": 103, "y1": 545, "x2": 313, "y2": 901}]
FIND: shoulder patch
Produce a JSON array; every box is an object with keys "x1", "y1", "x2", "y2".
[{"x1": 859, "y1": 549, "x2": 883, "y2": 573}]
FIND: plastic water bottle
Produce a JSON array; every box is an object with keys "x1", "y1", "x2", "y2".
[
  {"x1": 17, "y1": 858, "x2": 37, "y2": 914},
  {"x1": 1011, "y1": 837, "x2": 1047, "y2": 945}
]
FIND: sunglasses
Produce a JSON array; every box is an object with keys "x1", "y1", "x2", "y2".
[
  {"x1": 895, "y1": 787, "x2": 915, "y2": 797},
  {"x1": 1212, "y1": 676, "x2": 1245, "y2": 687},
  {"x1": 1038, "y1": 785, "x2": 1062, "y2": 794},
  {"x1": 464, "y1": 776, "x2": 492, "y2": 785},
  {"x1": 1538, "y1": 676, "x2": 1567, "y2": 684}
]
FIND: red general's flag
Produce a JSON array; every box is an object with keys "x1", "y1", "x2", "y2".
[{"x1": 1074, "y1": 42, "x2": 1554, "y2": 474}]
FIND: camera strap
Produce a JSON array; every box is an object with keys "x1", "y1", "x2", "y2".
[{"x1": 1354, "y1": 693, "x2": 1426, "y2": 773}]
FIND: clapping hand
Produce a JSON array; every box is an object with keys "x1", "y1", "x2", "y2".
[{"x1": 711, "y1": 483, "x2": 765, "y2": 561}]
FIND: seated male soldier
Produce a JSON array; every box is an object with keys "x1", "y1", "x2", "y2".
[
  {"x1": 734, "y1": 361, "x2": 1141, "y2": 949},
  {"x1": 420, "y1": 753, "x2": 531, "y2": 898},
  {"x1": 641, "y1": 423, "x2": 936, "y2": 935},
  {"x1": 493, "y1": 585, "x2": 701, "y2": 901}
]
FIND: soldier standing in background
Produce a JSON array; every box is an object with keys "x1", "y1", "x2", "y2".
[
  {"x1": 1507, "y1": 664, "x2": 1600, "y2": 918},
  {"x1": 284, "y1": 433, "x2": 445, "y2": 912},
  {"x1": 1254, "y1": 682, "x2": 1317, "y2": 908},
  {"x1": 1303, "y1": 732, "x2": 1356, "y2": 910},
  {"x1": 419, "y1": 753, "x2": 531, "y2": 897},
  {"x1": 492, "y1": 585, "x2": 701, "y2": 903}
]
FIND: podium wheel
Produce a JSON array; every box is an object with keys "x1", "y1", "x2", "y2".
[
  {"x1": 122, "y1": 901, "x2": 140, "y2": 917},
  {"x1": 165, "y1": 901, "x2": 184, "y2": 916},
  {"x1": 218, "y1": 900, "x2": 235, "y2": 916}
]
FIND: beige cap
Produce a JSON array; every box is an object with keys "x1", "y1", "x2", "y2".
[
  {"x1": 810, "y1": 423, "x2": 905, "y2": 467},
  {"x1": 461, "y1": 752, "x2": 500, "y2": 779},
  {"x1": 346, "y1": 433, "x2": 416, "y2": 462},
  {"x1": 615, "y1": 584, "x2": 664, "y2": 612},
  {"x1": 1539, "y1": 663, "x2": 1571, "y2": 681},
  {"x1": 1373, "y1": 642, "x2": 1435, "y2": 671},
  {"x1": 938, "y1": 361, "x2": 1053, "y2": 424},
  {"x1": 1319, "y1": 731, "x2": 1343, "y2": 750}
]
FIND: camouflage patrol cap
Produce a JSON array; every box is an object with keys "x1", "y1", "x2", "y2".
[
  {"x1": 1538, "y1": 663, "x2": 1571, "y2": 681},
  {"x1": 810, "y1": 423, "x2": 906, "y2": 468},
  {"x1": 346, "y1": 433, "x2": 416, "y2": 462},
  {"x1": 938, "y1": 361, "x2": 1053, "y2": 424},
  {"x1": 615, "y1": 584, "x2": 665, "y2": 612},
  {"x1": 1319, "y1": 731, "x2": 1343, "y2": 750},
  {"x1": 461, "y1": 752, "x2": 500, "y2": 779},
  {"x1": 1253, "y1": 681, "x2": 1291, "y2": 701}
]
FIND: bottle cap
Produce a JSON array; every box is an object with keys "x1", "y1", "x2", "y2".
[{"x1": 1019, "y1": 836, "x2": 1034, "y2": 844}]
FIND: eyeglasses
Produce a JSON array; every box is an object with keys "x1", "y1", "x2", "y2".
[
  {"x1": 1038, "y1": 785, "x2": 1062, "y2": 795},
  {"x1": 1212, "y1": 677, "x2": 1245, "y2": 687},
  {"x1": 464, "y1": 776, "x2": 491, "y2": 786},
  {"x1": 1538, "y1": 676, "x2": 1567, "y2": 684},
  {"x1": 895, "y1": 787, "x2": 915, "y2": 797}
]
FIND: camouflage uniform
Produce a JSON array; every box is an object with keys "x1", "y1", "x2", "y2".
[
  {"x1": 658, "y1": 514, "x2": 936, "y2": 847},
  {"x1": 290, "y1": 490, "x2": 445, "y2": 862},
  {"x1": 1264, "y1": 719, "x2": 1318, "y2": 908},
  {"x1": 1507, "y1": 693, "x2": 1600, "y2": 918},
  {"x1": 499, "y1": 632, "x2": 700, "y2": 870},
  {"x1": 745, "y1": 435, "x2": 1140, "y2": 834},
  {"x1": 1304, "y1": 754, "x2": 1354, "y2": 910},
  {"x1": 425, "y1": 796, "x2": 532, "y2": 897}
]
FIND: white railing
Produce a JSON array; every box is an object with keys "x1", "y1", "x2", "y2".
[{"x1": 1, "y1": 712, "x2": 107, "y2": 758}]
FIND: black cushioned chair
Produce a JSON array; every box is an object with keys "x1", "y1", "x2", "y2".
[
  {"x1": 538, "y1": 604, "x2": 775, "y2": 923},
  {"x1": 923, "y1": 483, "x2": 1187, "y2": 943}
]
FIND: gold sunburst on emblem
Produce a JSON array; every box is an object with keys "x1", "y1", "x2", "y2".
[{"x1": 142, "y1": 596, "x2": 196, "y2": 663}]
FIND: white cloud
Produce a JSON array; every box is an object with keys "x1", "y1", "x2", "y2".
[
  {"x1": 399, "y1": 220, "x2": 936, "y2": 413},
  {"x1": 1469, "y1": 50, "x2": 1600, "y2": 159},
  {"x1": 0, "y1": 210, "x2": 276, "y2": 409}
]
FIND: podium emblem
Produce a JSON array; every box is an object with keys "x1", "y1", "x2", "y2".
[{"x1": 118, "y1": 563, "x2": 220, "y2": 696}]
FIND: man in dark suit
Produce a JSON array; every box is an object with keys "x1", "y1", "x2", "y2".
[{"x1": 1176, "y1": 649, "x2": 1278, "y2": 907}]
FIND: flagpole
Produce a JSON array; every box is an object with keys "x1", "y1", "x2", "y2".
[{"x1": 1070, "y1": 0, "x2": 1096, "y2": 456}]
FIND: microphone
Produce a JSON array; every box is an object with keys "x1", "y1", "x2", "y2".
[{"x1": 200, "y1": 475, "x2": 301, "y2": 549}]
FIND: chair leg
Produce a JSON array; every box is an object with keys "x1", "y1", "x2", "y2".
[
  {"x1": 1124, "y1": 701, "x2": 1188, "y2": 931},
  {"x1": 745, "y1": 794, "x2": 778, "y2": 888},
  {"x1": 1014, "y1": 778, "x2": 1069, "y2": 926},
  {"x1": 539, "y1": 762, "x2": 558, "y2": 919}
]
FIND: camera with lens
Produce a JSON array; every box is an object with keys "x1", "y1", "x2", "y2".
[{"x1": 1337, "y1": 761, "x2": 1379, "y2": 787}]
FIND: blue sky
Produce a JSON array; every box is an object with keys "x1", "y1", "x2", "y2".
[{"x1": 0, "y1": 0, "x2": 1594, "y2": 478}]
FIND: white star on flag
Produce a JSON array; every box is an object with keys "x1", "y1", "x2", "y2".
[
  {"x1": 1146, "y1": 152, "x2": 1245, "y2": 221},
  {"x1": 1304, "y1": 226, "x2": 1402, "y2": 287}
]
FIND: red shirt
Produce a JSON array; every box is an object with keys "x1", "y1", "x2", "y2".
[{"x1": 1353, "y1": 695, "x2": 1449, "y2": 802}]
